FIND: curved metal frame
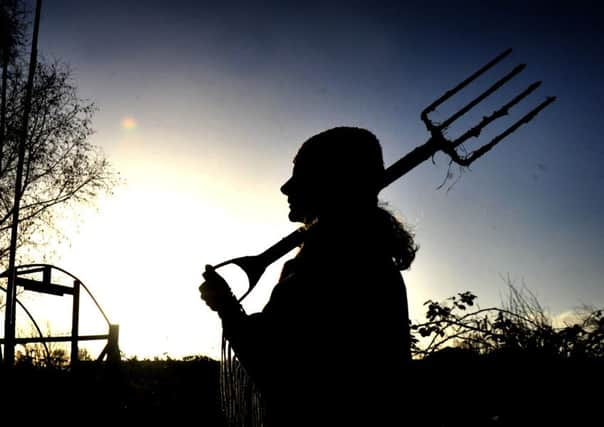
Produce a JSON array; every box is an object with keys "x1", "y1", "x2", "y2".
[
  {"x1": 0, "y1": 264, "x2": 119, "y2": 366},
  {"x1": 0, "y1": 285, "x2": 50, "y2": 361}
]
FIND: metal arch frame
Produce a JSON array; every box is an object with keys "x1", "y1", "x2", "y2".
[
  {"x1": 0, "y1": 264, "x2": 120, "y2": 366},
  {"x1": 0, "y1": 285, "x2": 51, "y2": 362}
]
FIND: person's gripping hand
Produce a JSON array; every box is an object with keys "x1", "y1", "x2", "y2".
[{"x1": 199, "y1": 265, "x2": 239, "y2": 315}]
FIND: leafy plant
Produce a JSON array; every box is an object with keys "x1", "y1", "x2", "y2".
[{"x1": 410, "y1": 284, "x2": 603, "y2": 360}]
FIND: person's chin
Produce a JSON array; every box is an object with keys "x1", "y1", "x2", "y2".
[
  {"x1": 288, "y1": 210, "x2": 302, "y2": 222},
  {"x1": 287, "y1": 206, "x2": 307, "y2": 223}
]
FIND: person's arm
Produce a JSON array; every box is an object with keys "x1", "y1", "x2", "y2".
[{"x1": 199, "y1": 265, "x2": 269, "y2": 382}]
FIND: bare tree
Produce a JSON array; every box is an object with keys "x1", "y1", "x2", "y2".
[
  {"x1": 1, "y1": 0, "x2": 26, "y2": 172},
  {"x1": 0, "y1": 1, "x2": 117, "y2": 267}
]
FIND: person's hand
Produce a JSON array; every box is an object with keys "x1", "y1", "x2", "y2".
[{"x1": 199, "y1": 265, "x2": 239, "y2": 316}]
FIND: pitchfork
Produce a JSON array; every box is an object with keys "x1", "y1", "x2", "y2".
[{"x1": 209, "y1": 48, "x2": 556, "y2": 302}]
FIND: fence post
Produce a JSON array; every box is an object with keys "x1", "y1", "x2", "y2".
[
  {"x1": 70, "y1": 280, "x2": 80, "y2": 367},
  {"x1": 107, "y1": 324, "x2": 120, "y2": 365}
]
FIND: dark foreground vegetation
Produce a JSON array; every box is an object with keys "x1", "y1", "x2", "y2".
[
  {"x1": 1, "y1": 286, "x2": 602, "y2": 425},
  {"x1": 0, "y1": 353, "x2": 601, "y2": 425},
  {"x1": 0, "y1": 356, "x2": 225, "y2": 422}
]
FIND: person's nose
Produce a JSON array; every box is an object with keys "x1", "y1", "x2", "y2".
[{"x1": 281, "y1": 177, "x2": 293, "y2": 195}]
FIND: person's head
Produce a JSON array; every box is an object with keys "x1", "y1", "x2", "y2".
[{"x1": 281, "y1": 127, "x2": 385, "y2": 224}]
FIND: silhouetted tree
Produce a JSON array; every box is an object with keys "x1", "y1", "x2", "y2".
[
  {"x1": 0, "y1": 1, "x2": 116, "y2": 266},
  {"x1": 1, "y1": 0, "x2": 25, "y2": 172}
]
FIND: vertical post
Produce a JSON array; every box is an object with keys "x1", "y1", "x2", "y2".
[
  {"x1": 107, "y1": 324, "x2": 120, "y2": 365},
  {"x1": 4, "y1": 0, "x2": 42, "y2": 367},
  {"x1": 70, "y1": 280, "x2": 80, "y2": 367}
]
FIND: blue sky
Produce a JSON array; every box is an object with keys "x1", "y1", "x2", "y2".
[{"x1": 13, "y1": 0, "x2": 603, "y2": 358}]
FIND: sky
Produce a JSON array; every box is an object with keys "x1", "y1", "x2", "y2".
[{"x1": 6, "y1": 0, "x2": 603, "y2": 360}]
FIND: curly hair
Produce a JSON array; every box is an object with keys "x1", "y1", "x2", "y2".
[{"x1": 375, "y1": 205, "x2": 418, "y2": 271}]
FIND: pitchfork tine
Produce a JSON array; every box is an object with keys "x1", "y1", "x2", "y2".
[
  {"x1": 453, "y1": 96, "x2": 557, "y2": 166},
  {"x1": 439, "y1": 63, "x2": 526, "y2": 130},
  {"x1": 421, "y1": 48, "x2": 512, "y2": 130},
  {"x1": 452, "y1": 81, "x2": 543, "y2": 148}
]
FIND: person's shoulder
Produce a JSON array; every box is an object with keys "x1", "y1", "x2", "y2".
[{"x1": 278, "y1": 258, "x2": 298, "y2": 281}]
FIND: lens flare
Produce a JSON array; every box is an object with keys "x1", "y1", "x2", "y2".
[{"x1": 121, "y1": 117, "x2": 137, "y2": 130}]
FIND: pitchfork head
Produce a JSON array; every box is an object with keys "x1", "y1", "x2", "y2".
[{"x1": 420, "y1": 48, "x2": 556, "y2": 182}]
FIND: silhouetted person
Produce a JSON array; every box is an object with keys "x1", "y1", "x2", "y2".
[{"x1": 200, "y1": 127, "x2": 417, "y2": 426}]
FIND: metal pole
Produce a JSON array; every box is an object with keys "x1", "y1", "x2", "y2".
[
  {"x1": 4, "y1": 0, "x2": 42, "y2": 367},
  {"x1": 70, "y1": 280, "x2": 80, "y2": 367}
]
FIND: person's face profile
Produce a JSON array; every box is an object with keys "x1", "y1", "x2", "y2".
[{"x1": 281, "y1": 158, "x2": 325, "y2": 224}]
